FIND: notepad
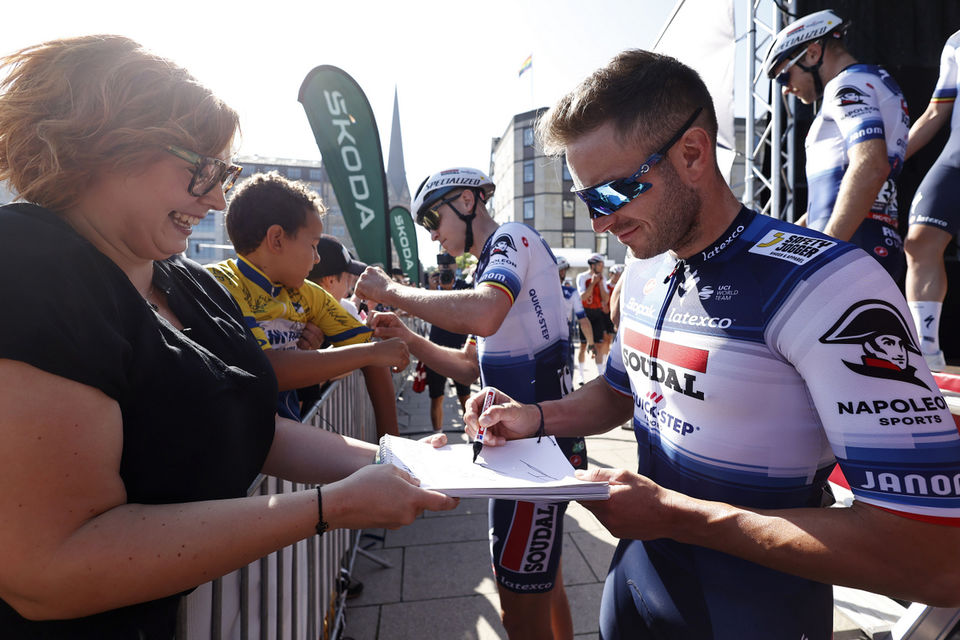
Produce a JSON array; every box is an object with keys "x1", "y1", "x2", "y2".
[{"x1": 376, "y1": 434, "x2": 609, "y2": 502}]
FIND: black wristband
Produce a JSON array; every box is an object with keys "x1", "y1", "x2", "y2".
[
  {"x1": 533, "y1": 403, "x2": 546, "y2": 443},
  {"x1": 316, "y1": 486, "x2": 329, "y2": 536}
]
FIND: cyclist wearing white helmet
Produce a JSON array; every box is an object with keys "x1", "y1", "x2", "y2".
[
  {"x1": 766, "y1": 9, "x2": 910, "y2": 281},
  {"x1": 357, "y1": 167, "x2": 585, "y2": 640},
  {"x1": 763, "y1": 9, "x2": 849, "y2": 103},
  {"x1": 409, "y1": 167, "x2": 496, "y2": 255}
]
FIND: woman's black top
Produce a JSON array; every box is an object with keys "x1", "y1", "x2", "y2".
[{"x1": 0, "y1": 204, "x2": 278, "y2": 639}]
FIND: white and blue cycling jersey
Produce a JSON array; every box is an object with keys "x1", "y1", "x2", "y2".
[
  {"x1": 805, "y1": 64, "x2": 909, "y2": 232},
  {"x1": 930, "y1": 29, "x2": 960, "y2": 164},
  {"x1": 909, "y1": 31, "x2": 960, "y2": 237},
  {"x1": 474, "y1": 222, "x2": 570, "y2": 403},
  {"x1": 599, "y1": 207, "x2": 960, "y2": 639},
  {"x1": 474, "y1": 223, "x2": 586, "y2": 595},
  {"x1": 804, "y1": 64, "x2": 909, "y2": 279}
]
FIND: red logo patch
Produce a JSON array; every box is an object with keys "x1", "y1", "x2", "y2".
[
  {"x1": 874, "y1": 246, "x2": 889, "y2": 257},
  {"x1": 522, "y1": 236, "x2": 529, "y2": 247},
  {"x1": 643, "y1": 278, "x2": 657, "y2": 295}
]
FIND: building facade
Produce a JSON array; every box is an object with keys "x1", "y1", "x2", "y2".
[
  {"x1": 184, "y1": 156, "x2": 349, "y2": 265},
  {"x1": 489, "y1": 108, "x2": 626, "y2": 263}
]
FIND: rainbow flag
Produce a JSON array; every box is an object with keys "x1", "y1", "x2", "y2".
[{"x1": 518, "y1": 54, "x2": 532, "y2": 78}]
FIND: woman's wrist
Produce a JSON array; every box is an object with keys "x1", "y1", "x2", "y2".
[{"x1": 315, "y1": 486, "x2": 329, "y2": 536}]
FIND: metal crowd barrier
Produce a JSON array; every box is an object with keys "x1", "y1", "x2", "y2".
[{"x1": 176, "y1": 370, "x2": 377, "y2": 640}]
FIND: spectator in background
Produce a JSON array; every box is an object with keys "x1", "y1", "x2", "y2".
[
  {"x1": 0, "y1": 35, "x2": 455, "y2": 639},
  {"x1": 390, "y1": 267, "x2": 407, "y2": 284},
  {"x1": 765, "y1": 9, "x2": 909, "y2": 280},
  {"x1": 606, "y1": 264, "x2": 625, "y2": 333},
  {"x1": 422, "y1": 253, "x2": 473, "y2": 430},
  {"x1": 558, "y1": 256, "x2": 594, "y2": 387},
  {"x1": 207, "y1": 172, "x2": 407, "y2": 434},
  {"x1": 309, "y1": 234, "x2": 366, "y2": 322},
  {"x1": 576, "y1": 253, "x2": 609, "y2": 384},
  {"x1": 902, "y1": 29, "x2": 960, "y2": 372}
]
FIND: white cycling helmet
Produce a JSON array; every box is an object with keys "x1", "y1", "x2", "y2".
[
  {"x1": 609, "y1": 264, "x2": 625, "y2": 274},
  {"x1": 556, "y1": 256, "x2": 570, "y2": 271},
  {"x1": 763, "y1": 10, "x2": 848, "y2": 78},
  {"x1": 412, "y1": 167, "x2": 496, "y2": 253},
  {"x1": 587, "y1": 253, "x2": 605, "y2": 265}
]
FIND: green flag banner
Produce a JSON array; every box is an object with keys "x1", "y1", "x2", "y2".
[
  {"x1": 298, "y1": 66, "x2": 390, "y2": 268},
  {"x1": 389, "y1": 206, "x2": 420, "y2": 285}
]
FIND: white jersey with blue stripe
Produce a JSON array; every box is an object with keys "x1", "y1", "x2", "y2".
[
  {"x1": 474, "y1": 222, "x2": 569, "y2": 403},
  {"x1": 605, "y1": 207, "x2": 960, "y2": 524},
  {"x1": 930, "y1": 30, "x2": 960, "y2": 165},
  {"x1": 805, "y1": 64, "x2": 910, "y2": 231}
]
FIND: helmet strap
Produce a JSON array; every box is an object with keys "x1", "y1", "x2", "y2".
[
  {"x1": 448, "y1": 188, "x2": 481, "y2": 253},
  {"x1": 797, "y1": 41, "x2": 827, "y2": 102}
]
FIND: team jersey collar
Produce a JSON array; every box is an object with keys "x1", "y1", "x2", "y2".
[
  {"x1": 236, "y1": 255, "x2": 284, "y2": 298},
  {"x1": 683, "y1": 206, "x2": 756, "y2": 268},
  {"x1": 475, "y1": 224, "x2": 502, "y2": 280}
]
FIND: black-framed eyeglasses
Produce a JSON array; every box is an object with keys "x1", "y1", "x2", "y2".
[
  {"x1": 775, "y1": 46, "x2": 810, "y2": 87},
  {"x1": 166, "y1": 145, "x2": 243, "y2": 197},
  {"x1": 416, "y1": 191, "x2": 462, "y2": 231},
  {"x1": 573, "y1": 107, "x2": 703, "y2": 219}
]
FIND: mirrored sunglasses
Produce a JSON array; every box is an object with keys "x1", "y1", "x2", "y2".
[
  {"x1": 573, "y1": 107, "x2": 702, "y2": 219},
  {"x1": 416, "y1": 191, "x2": 462, "y2": 231},
  {"x1": 166, "y1": 145, "x2": 243, "y2": 197}
]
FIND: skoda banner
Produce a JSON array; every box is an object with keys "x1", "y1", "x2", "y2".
[
  {"x1": 389, "y1": 205, "x2": 420, "y2": 285},
  {"x1": 298, "y1": 65, "x2": 390, "y2": 268}
]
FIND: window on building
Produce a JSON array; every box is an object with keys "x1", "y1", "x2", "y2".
[
  {"x1": 522, "y1": 127, "x2": 535, "y2": 147},
  {"x1": 287, "y1": 167, "x2": 302, "y2": 179},
  {"x1": 194, "y1": 215, "x2": 216, "y2": 232},
  {"x1": 595, "y1": 233, "x2": 608, "y2": 256},
  {"x1": 562, "y1": 197, "x2": 575, "y2": 218},
  {"x1": 562, "y1": 233, "x2": 575, "y2": 248},
  {"x1": 523, "y1": 197, "x2": 535, "y2": 220},
  {"x1": 523, "y1": 160, "x2": 534, "y2": 183},
  {"x1": 309, "y1": 168, "x2": 324, "y2": 181},
  {"x1": 189, "y1": 241, "x2": 216, "y2": 261}
]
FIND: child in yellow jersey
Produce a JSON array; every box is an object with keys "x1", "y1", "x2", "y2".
[{"x1": 207, "y1": 172, "x2": 407, "y2": 432}]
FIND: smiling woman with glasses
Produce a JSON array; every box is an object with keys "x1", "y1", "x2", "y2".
[
  {"x1": 166, "y1": 144, "x2": 243, "y2": 197},
  {"x1": 0, "y1": 34, "x2": 455, "y2": 639}
]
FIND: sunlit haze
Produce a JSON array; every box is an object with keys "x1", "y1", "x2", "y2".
[{"x1": 5, "y1": 0, "x2": 681, "y2": 262}]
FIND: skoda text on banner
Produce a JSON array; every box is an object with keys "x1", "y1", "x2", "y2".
[
  {"x1": 389, "y1": 205, "x2": 420, "y2": 285},
  {"x1": 299, "y1": 65, "x2": 390, "y2": 268}
]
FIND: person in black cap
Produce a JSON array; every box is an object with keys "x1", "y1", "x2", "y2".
[{"x1": 309, "y1": 235, "x2": 367, "y2": 321}]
